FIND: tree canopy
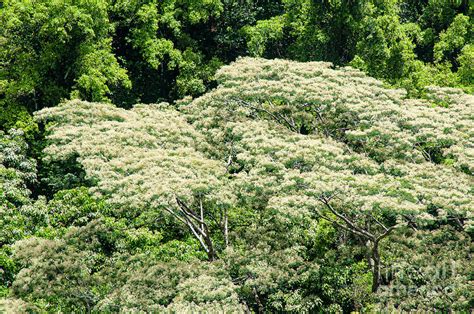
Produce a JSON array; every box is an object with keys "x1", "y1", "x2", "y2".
[
  {"x1": 1, "y1": 57, "x2": 470, "y2": 311},
  {"x1": 0, "y1": 1, "x2": 473, "y2": 312}
]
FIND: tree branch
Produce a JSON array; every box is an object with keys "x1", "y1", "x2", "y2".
[
  {"x1": 318, "y1": 197, "x2": 375, "y2": 239},
  {"x1": 231, "y1": 98, "x2": 299, "y2": 133},
  {"x1": 368, "y1": 213, "x2": 388, "y2": 232},
  {"x1": 313, "y1": 208, "x2": 370, "y2": 239}
]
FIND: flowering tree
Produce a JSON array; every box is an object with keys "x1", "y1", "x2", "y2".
[
  {"x1": 37, "y1": 101, "x2": 234, "y2": 261},
  {"x1": 183, "y1": 57, "x2": 473, "y2": 292},
  {"x1": 37, "y1": 58, "x2": 473, "y2": 298}
]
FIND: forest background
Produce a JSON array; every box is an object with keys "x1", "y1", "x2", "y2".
[{"x1": 0, "y1": 0, "x2": 473, "y2": 312}]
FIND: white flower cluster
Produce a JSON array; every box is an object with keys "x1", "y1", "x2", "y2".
[
  {"x1": 37, "y1": 58, "x2": 474, "y2": 235},
  {"x1": 37, "y1": 101, "x2": 234, "y2": 217},
  {"x1": 184, "y1": 57, "x2": 473, "y2": 230},
  {"x1": 209, "y1": 57, "x2": 473, "y2": 174}
]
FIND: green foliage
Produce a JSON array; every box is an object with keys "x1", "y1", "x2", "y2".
[
  {"x1": 0, "y1": 103, "x2": 38, "y2": 138},
  {"x1": 105, "y1": 0, "x2": 226, "y2": 101},
  {"x1": 0, "y1": 0, "x2": 129, "y2": 110},
  {"x1": 0, "y1": 129, "x2": 36, "y2": 208},
  {"x1": 377, "y1": 227, "x2": 474, "y2": 311},
  {"x1": 433, "y1": 14, "x2": 472, "y2": 64},
  {"x1": 72, "y1": 39, "x2": 132, "y2": 102},
  {"x1": 0, "y1": 249, "x2": 15, "y2": 297},
  {"x1": 457, "y1": 43, "x2": 474, "y2": 87},
  {"x1": 0, "y1": 0, "x2": 229, "y2": 118},
  {"x1": 244, "y1": 15, "x2": 286, "y2": 57},
  {"x1": 45, "y1": 187, "x2": 107, "y2": 228},
  {"x1": 354, "y1": 4, "x2": 418, "y2": 81},
  {"x1": 1, "y1": 1, "x2": 473, "y2": 312},
  {"x1": 20, "y1": 58, "x2": 472, "y2": 312},
  {"x1": 95, "y1": 257, "x2": 243, "y2": 312},
  {"x1": 149, "y1": 239, "x2": 207, "y2": 261},
  {"x1": 245, "y1": 0, "x2": 473, "y2": 95},
  {"x1": 213, "y1": 0, "x2": 284, "y2": 61}
]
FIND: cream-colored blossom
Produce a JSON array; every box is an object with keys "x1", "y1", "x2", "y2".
[{"x1": 37, "y1": 58, "x2": 474, "y2": 244}]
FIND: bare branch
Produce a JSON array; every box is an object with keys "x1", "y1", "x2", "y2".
[
  {"x1": 313, "y1": 208, "x2": 370, "y2": 239},
  {"x1": 375, "y1": 224, "x2": 399, "y2": 244},
  {"x1": 318, "y1": 197, "x2": 375, "y2": 239},
  {"x1": 231, "y1": 98, "x2": 299, "y2": 133},
  {"x1": 163, "y1": 206, "x2": 187, "y2": 225},
  {"x1": 268, "y1": 100, "x2": 299, "y2": 132},
  {"x1": 176, "y1": 197, "x2": 205, "y2": 224},
  {"x1": 183, "y1": 214, "x2": 209, "y2": 253}
]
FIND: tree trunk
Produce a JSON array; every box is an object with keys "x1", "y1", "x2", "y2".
[
  {"x1": 224, "y1": 208, "x2": 229, "y2": 247},
  {"x1": 202, "y1": 223, "x2": 217, "y2": 261},
  {"x1": 371, "y1": 240, "x2": 381, "y2": 293},
  {"x1": 252, "y1": 286, "x2": 264, "y2": 313},
  {"x1": 200, "y1": 197, "x2": 204, "y2": 233},
  {"x1": 366, "y1": 239, "x2": 373, "y2": 269},
  {"x1": 172, "y1": 198, "x2": 218, "y2": 261},
  {"x1": 206, "y1": 244, "x2": 217, "y2": 261},
  {"x1": 315, "y1": 196, "x2": 399, "y2": 293}
]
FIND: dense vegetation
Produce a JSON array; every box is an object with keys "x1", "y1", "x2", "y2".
[{"x1": 1, "y1": 0, "x2": 473, "y2": 312}]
